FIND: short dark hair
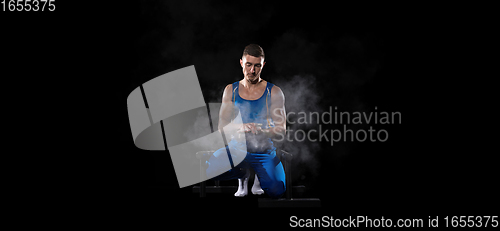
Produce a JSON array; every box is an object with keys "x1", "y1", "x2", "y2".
[{"x1": 242, "y1": 44, "x2": 265, "y2": 59}]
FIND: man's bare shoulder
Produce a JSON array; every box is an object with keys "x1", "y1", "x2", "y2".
[
  {"x1": 271, "y1": 85, "x2": 284, "y2": 97},
  {"x1": 222, "y1": 83, "x2": 234, "y2": 102}
]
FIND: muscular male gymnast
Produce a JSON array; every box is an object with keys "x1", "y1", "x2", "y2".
[{"x1": 205, "y1": 44, "x2": 287, "y2": 198}]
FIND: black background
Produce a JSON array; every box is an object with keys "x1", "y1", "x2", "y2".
[{"x1": 2, "y1": 0, "x2": 497, "y2": 228}]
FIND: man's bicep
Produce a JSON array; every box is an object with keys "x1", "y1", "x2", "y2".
[
  {"x1": 218, "y1": 85, "x2": 233, "y2": 127},
  {"x1": 221, "y1": 84, "x2": 233, "y2": 104},
  {"x1": 270, "y1": 86, "x2": 286, "y2": 126}
]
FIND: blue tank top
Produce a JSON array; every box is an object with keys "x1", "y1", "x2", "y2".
[{"x1": 231, "y1": 81, "x2": 276, "y2": 153}]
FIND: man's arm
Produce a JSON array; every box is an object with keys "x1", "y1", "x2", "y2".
[
  {"x1": 218, "y1": 84, "x2": 241, "y2": 134},
  {"x1": 261, "y1": 86, "x2": 286, "y2": 139},
  {"x1": 218, "y1": 84, "x2": 252, "y2": 134}
]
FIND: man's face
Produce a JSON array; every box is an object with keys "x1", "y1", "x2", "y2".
[{"x1": 240, "y1": 55, "x2": 265, "y2": 83}]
